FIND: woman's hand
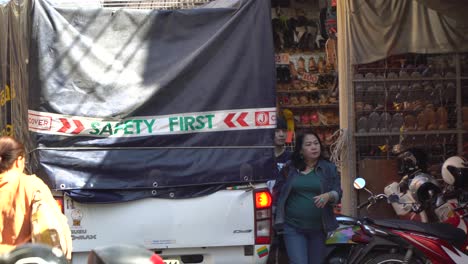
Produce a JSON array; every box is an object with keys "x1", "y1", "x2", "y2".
[{"x1": 313, "y1": 193, "x2": 330, "y2": 208}]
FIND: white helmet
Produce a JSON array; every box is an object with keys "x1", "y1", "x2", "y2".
[{"x1": 441, "y1": 156, "x2": 468, "y2": 186}]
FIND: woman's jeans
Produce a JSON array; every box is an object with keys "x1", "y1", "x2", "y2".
[{"x1": 283, "y1": 223, "x2": 326, "y2": 264}]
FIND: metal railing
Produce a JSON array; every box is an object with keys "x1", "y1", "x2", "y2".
[{"x1": 102, "y1": 0, "x2": 213, "y2": 9}]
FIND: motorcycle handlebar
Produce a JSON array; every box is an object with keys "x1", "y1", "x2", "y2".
[
  {"x1": 357, "y1": 194, "x2": 389, "y2": 209},
  {"x1": 358, "y1": 200, "x2": 371, "y2": 209}
]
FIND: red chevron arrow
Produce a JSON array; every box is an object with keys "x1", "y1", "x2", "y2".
[
  {"x1": 58, "y1": 118, "x2": 71, "y2": 133},
  {"x1": 224, "y1": 113, "x2": 236, "y2": 128},
  {"x1": 236, "y1": 112, "x2": 249, "y2": 127},
  {"x1": 71, "y1": 120, "x2": 84, "y2": 134}
]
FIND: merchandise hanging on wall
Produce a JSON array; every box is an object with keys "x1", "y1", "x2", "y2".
[{"x1": 273, "y1": 0, "x2": 339, "y2": 152}]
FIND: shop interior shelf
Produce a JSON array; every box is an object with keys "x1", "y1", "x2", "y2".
[
  {"x1": 296, "y1": 124, "x2": 339, "y2": 128},
  {"x1": 353, "y1": 77, "x2": 457, "y2": 83},
  {"x1": 276, "y1": 89, "x2": 331, "y2": 93},
  {"x1": 280, "y1": 104, "x2": 339, "y2": 108},
  {"x1": 355, "y1": 129, "x2": 463, "y2": 137}
]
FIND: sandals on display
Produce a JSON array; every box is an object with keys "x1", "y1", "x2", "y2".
[
  {"x1": 416, "y1": 111, "x2": 428, "y2": 131},
  {"x1": 424, "y1": 104, "x2": 438, "y2": 130},
  {"x1": 463, "y1": 106, "x2": 468, "y2": 130},
  {"x1": 403, "y1": 114, "x2": 417, "y2": 131},
  {"x1": 301, "y1": 112, "x2": 311, "y2": 125},
  {"x1": 437, "y1": 106, "x2": 448, "y2": 130},
  {"x1": 297, "y1": 57, "x2": 306, "y2": 75},
  {"x1": 308, "y1": 57, "x2": 317, "y2": 73},
  {"x1": 310, "y1": 111, "x2": 321, "y2": 126},
  {"x1": 299, "y1": 95, "x2": 309, "y2": 105}
]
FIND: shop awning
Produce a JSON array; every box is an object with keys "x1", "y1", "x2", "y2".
[{"x1": 347, "y1": 0, "x2": 468, "y2": 64}]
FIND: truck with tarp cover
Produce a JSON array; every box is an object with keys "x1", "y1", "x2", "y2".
[{"x1": 0, "y1": 0, "x2": 277, "y2": 263}]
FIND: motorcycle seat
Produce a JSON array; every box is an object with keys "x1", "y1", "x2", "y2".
[{"x1": 371, "y1": 219, "x2": 465, "y2": 249}]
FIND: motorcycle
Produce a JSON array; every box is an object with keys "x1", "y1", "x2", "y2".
[
  {"x1": 384, "y1": 155, "x2": 468, "y2": 252},
  {"x1": 0, "y1": 243, "x2": 164, "y2": 264},
  {"x1": 325, "y1": 178, "x2": 468, "y2": 264},
  {"x1": 0, "y1": 243, "x2": 68, "y2": 264},
  {"x1": 324, "y1": 215, "x2": 362, "y2": 264}
]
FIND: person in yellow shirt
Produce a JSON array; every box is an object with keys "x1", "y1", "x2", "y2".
[{"x1": 0, "y1": 136, "x2": 72, "y2": 260}]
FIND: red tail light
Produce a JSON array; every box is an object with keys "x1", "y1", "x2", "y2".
[
  {"x1": 253, "y1": 189, "x2": 272, "y2": 244},
  {"x1": 255, "y1": 191, "x2": 272, "y2": 209},
  {"x1": 55, "y1": 197, "x2": 64, "y2": 213}
]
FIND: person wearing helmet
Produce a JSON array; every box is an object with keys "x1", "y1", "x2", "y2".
[{"x1": 0, "y1": 136, "x2": 72, "y2": 259}]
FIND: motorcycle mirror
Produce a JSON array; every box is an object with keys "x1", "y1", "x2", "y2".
[
  {"x1": 388, "y1": 194, "x2": 400, "y2": 203},
  {"x1": 353, "y1": 178, "x2": 366, "y2": 189}
]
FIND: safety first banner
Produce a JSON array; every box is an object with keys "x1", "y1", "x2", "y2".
[
  {"x1": 9, "y1": 0, "x2": 276, "y2": 198},
  {"x1": 29, "y1": 108, "x2": 276, "y2": 137}
]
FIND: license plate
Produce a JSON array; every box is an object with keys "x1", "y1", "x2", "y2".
[{"x1": 163, "y1": 259, "x2": 181, "y2": 264}]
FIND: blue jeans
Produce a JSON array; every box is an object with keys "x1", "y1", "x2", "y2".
[{"x1": 283, "y1": 223, "x2": 326, "y2": 264}]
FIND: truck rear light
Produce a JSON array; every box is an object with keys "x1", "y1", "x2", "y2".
[
  {"x1": 256, "y1": 209, "x2": 271, "y2": 219},
  {"x1": 253, "y1": 189, "x2": 272, "y2": 244},
  {"x1": 255, "y1": 191, "x2": 272, "y2": 209},
  {"x1": 55, "y1": 197, "x2": 64, "y2": 213},
  {"x1": 256, "y1": 220, "x2": 271, "y2": 236},
  {"x1": 255, "y1": 236, "x2": 271, "y2": 245}
]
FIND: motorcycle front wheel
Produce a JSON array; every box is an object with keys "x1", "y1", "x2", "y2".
[{"x1": 364, "y1": 253, "x2": 422, "y2": 264}]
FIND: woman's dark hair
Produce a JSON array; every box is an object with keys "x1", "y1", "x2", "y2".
[
  {"x1": 291, "y1": 130, "x2": 325, "y2": 171},
  {"x1": 0, "y1": 136, "x2": 25, "y2": 173}
]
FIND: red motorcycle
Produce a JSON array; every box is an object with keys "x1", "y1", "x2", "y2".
[
  {"x1": 384, "y1": 154, "x2": 468, "y2": 253},
  {"x1": 348, "y1": 177, "x2": 468, "y2": 264}
]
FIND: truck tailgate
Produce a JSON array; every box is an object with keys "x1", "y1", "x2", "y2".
[{"x1": 65, "y1": 188, "x2": 256, "y2": 252}]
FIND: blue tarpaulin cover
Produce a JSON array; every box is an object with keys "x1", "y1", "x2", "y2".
[{"x1": 0, "y1": 0, "x2": 276, "y2": 202}]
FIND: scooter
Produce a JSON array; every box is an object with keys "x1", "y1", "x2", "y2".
[
  {"x1": 0, "y1": 243, "x2": 164, "y2": 264},
  {"x1": 349, "y1": 177, "x2": 468, "y2": 264},
  {"x1": 384, "y1": 155, "x2": 468, "y2": 252},
  {"x1": 0, "y1": 243, "x2": 68, "y2": 264},
  {"x1": 324, "y1": 215, "x2": 362, "y2": 264}
]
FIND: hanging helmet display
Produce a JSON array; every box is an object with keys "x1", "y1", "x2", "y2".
[
  {"x1": 408, "y1": 173, "x2": 441, "y2": 204},
  {"x1": 0, "y1": 243, "x2": 68, "y2": 264},
  {"x1": 396, "y1": 148, "x2": 427, "y2": 176},
  {"x1": 441, "y1": 156, "x2": 468, "y2": 188}
]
